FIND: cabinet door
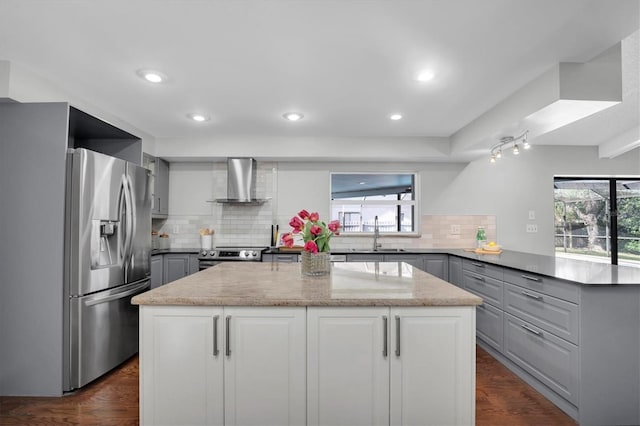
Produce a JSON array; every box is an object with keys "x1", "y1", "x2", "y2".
[
  {"x1": 224, "y1": 307, "x2": 306, "y2": 426},
  {"x1": 504, "y1": 313, "x2": 578, "y2": 405},
  {"x1": 476, "y1": 302, "x2": 504, "y2": 352},
  {"x1": 384, "y1": 254, "x2": 425, "y2": 271},
  {"x1": 140, "y1": 306, "x2": 224, "y2": 426},
  {"x1": 390, "y1": 307, "x2": 475, "y2": 426},
  {"x1": 189, "y1": 254, "x2": 200, "y2": 274},
  {"x1": 347, "y1": 253, "x2": 384, "y2": 262},
  {"x1": 448, "y1": 255, "x2": 464, "y2": 287},
  {"x1": 307, "y1": 307, "x2": 390, "y2": 426},
  {"x1": 424, "y1": 254, "x2": 448, "y2": 280},
  {"x1": 156, "y1": 158, "x2": 169, "y2": 215},
  {"x1": 163, "y1": 254, "x2": 189, "y2": 283},
  {"x1": 150, "y1": 255, "x2": 163, "y2": 288}
]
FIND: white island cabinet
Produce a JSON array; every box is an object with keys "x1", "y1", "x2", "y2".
[
  {"x1": 134, "y1": 262, "x2": 481, "y2": 426},
  {"x1": 140, "y1": 306, "x2": 306, "y2": 426},
  {"x1": 307, "y1": 306, "x2": 475, "y2": 426}
]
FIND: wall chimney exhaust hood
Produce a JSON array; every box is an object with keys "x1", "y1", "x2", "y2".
[{"x1": 215, "y1": 158, "x2": 268, "y2": 204}]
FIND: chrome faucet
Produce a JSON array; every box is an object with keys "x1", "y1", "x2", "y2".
[{"x1": 373, "y1": 215, "x2": 381, "y2": 251}]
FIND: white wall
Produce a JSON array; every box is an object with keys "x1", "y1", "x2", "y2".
[
  {"x1": 160, "y1": 146, "x2": 639, "y2": 254},
  {"x1": 432, "y1": 145, "x2": 640, "y2": 255}
]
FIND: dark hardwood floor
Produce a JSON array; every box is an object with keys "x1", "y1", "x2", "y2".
[{"x1": 1, "y1": 346, "x2": 576, "y2": 425}]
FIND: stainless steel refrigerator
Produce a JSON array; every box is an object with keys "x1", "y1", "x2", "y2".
[{"x1": 63, "y1": 148, "x2": 151, "y2": 391}]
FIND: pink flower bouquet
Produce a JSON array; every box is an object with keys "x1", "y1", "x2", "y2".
[{"x1": 281, "y1": 209, "x2": 341, "y2": 254}]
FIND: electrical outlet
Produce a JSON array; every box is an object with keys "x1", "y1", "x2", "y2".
[
  {"x1": 526, "y1": 224, "x2": 538, "y2": 233},
  {"x1": 450, "y1": 224, "x2": 461, "y2": 235},
  {"x1": 528, "y1": 210, "x2": 536, "y2": 220}
]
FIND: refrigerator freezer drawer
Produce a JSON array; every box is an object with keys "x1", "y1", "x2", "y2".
[{"x1": 67, "y1": 279, "x2": 150, "y2": 391}]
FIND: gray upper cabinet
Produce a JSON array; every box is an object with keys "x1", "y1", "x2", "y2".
[
  {"x1": 156, "y1": 158, "x2": 169, "y2": 216},
  {"x1": 144, "y1": 154, "x2": 169, "y2": 217}
]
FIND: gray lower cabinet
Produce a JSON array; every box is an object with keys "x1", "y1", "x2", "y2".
[
  {"x1": 262, "y1": 253, "x2": 300, "y2": 263},
  {"x1": 467, "y1": 258, "x2": 640, "y2": 426},
  {"x1": 164, "y1": 254, "x2": 190, "y2": 283},
  {"x1": 160, "y1": 253, "x2": 200, "y2": 284},
  {"x1": 503, "y1": 312, "x2": 578, "y2": 406},
  {"x1": 448, "y1": 255, "x2": 464, "y2": 287},
  {"x1": 151, "y1": 255, "x2": 164, "y2": 289},
  {"x1": 475, "y1": 302, "x2": 503, "y2": 352},
  {"x1": 382, "y1": 253, "x2": 449, "y2": 281}
]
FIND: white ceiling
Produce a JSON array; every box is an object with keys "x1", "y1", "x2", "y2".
[{"x1": 0, "y1": 0, "x2": 638, "y2": 160}]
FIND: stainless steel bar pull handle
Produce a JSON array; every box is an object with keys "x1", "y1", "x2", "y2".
[
  {"x1": 395, "y1": 315, "x2": 401, "y2": 357},
  {"x1": 522, "y1": 291, "x2": 542, "y2": 300},
  {"x1": 471, "y1": 262, "x2": 485, "y2": 268},
  {"x1": 382, "y1": 316, "x2": 388, "y2": 358},
  {"x1": 213, "y1": 315, "x2": 220, "y2": 356},
  {"x1": 471, "y1": 274, "x2": 485, "y2": 281},
  {"x1": 225, "y1": 315, "x2": 232, "y2": 357},
  {"x1": 521, "y1": 324, "x2": 542, "y2": 336},
  {"x1": 521, "y1": 274, "x2": 540, "y2": 282}
]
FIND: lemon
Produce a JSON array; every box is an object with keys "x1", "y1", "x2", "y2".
[{"x1": 487, "y1": 241, "x2": 497, "y2": 247}]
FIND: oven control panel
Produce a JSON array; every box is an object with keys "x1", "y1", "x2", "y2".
[{"x1": 198, "y1": 248, "x2": 263, "y2": 261}]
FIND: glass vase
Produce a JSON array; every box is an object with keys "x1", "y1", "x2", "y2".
[{"x1": 301, "y1": 251, "x2": 331, "y2": 276}]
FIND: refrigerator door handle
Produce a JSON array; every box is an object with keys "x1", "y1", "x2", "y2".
[
  {"x1": 125, "y1": 173, "x2": 137, "y2": 264},
  {"x1": 120, "y1": 174, "x2": 134, "y2": 278},
  {"x1": 84, "y1": 279, "x2": 150, "y2": 307}
]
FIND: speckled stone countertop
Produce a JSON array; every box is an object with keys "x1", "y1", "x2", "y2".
[
  {"x1": 132, "y1": 261, "x2": 482, "y2": 307},
  {"x1": 151, "y1": 247, "x2": 200, "y2": 256}
]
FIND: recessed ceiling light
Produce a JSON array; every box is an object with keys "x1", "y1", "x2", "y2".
[
  {"x1": 136, "y1": 69, "x2": 167, "y2": 84},
  {"x1": 187, "y1": 113, "x2": 210, "y2": 122},
  {"x1": 389, "y1": 114, "x2": 403, "y2": 121},
  {"x1": 283, "y1": 112, "x2": 304, "y2": 121},
  {"x1": 415, "y1": 69, "x2": 435, "y2": 82}
]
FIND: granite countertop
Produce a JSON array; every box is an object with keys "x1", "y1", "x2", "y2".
[
  {"x1": 151, "y1": 247, "x2": 200, "y2": 255},
  {"x1": 448, "y1": 249, "x2": 640, "y2": 285},
  {"x1": 132, "y1": 261, "x2": 482, "y2": 307}
]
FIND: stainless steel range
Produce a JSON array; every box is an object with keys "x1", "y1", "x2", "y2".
[{"x1": 198, "y1": 246, "x2": 266, "y2": 270}]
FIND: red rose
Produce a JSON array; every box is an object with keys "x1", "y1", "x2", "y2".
[
  {"x1": 328, "y1": 220, "x2": 340, "y2": 233},
  {"x1": 304, "y1": 240, "x2": 318, "y2": 254},
  {"x1": 309, "y1": 212, "x2": 320, "y2": 222}
]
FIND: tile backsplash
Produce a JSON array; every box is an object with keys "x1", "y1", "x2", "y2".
[
  {"x1": 157, "y1": 211, "x2": 496, "y2": 250},
  {"x1": 153, "y1": 160, "x2": 496, "y2": 250}
]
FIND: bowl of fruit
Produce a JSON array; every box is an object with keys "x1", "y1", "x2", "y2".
[{"x1": 483, "y1": 241, "x2": 501, "y2": 252}]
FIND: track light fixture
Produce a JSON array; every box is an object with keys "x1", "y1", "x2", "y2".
[{"x1": 490, "y1": 130, "x2": 530, "y2": 163}]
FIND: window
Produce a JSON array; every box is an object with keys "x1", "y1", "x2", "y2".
[
  {"x1": 554, "y1": 177, "x2": 640, "y2": 267},
  {"x1": 330, "y1": 173, "x2": 418, "y2": 235}
]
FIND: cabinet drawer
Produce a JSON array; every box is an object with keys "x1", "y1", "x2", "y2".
[
  {"x1": 476, "y1": 302, "x2": 503, "y2": 352},
  {"x1": 504, "y1": 313, "x2": 578, "y2": 406},
  {"x1": 503, "y1": 269, "x2": 579, "y2": 303},
  {"x1": 504, "y1": 283, "x2": 579, "y2": 345},
  {"x1": 463, "y1": 270, "x2": 503, "y2": 307},
  {"x1": 346, "y1": 254, "x2": 384, "y2": 262},
  {"x1": 263, "y1": 253, "x2": 299, "y2": 263},
  {"x1": 462, "y1": 259, "x2": 503, "y2": 281}
]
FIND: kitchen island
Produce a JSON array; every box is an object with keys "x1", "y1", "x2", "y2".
[{"x1": 132, "y1": 261, "x2": 482, "y2": 426}]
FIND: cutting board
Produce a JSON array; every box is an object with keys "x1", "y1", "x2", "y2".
[{"x1": 470, "y1": 248, "x2": 502, "y2": 255}]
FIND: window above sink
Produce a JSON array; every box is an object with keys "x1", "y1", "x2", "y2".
[{"x1": 330, "y1": 172, "x2": 419, "y2": 236}]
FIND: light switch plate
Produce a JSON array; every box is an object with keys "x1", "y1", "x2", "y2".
[
  {"x1": 450, "y1": 224, "x2": 461, "y2": 235},
  {"x1": 528, "y1": 210, "x2": 536, "y2": 220}
]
